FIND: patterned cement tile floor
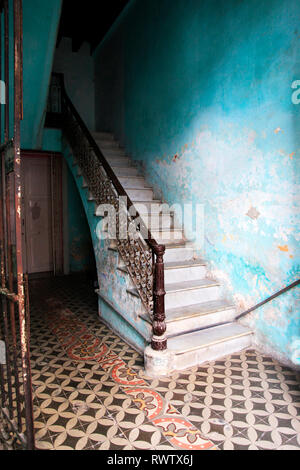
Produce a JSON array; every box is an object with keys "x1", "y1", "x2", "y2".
[{"x1": 2, "y1": 275, "x2": 299, "y2": 450}]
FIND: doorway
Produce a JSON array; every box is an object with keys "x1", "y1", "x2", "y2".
[{"x1": 21, "y1": 151, "x2": 63, "y2": 277}]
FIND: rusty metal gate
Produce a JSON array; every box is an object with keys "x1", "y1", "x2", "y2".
[{"x1": 0, "y1": 0, "x2": 35, "y2": 450}]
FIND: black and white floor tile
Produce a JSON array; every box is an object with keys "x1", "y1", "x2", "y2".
[{"x1": 1, "y1": 275, "x2": 299, "y2": 451}]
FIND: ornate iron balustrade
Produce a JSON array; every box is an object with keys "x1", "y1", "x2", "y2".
[{"x1": 58, "y1": 75, "x2": 167, "y2": 352}]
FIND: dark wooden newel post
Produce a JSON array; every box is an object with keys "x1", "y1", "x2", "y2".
[{"x1": 152, "y1": 244, "x2": 167, "y2": 351}]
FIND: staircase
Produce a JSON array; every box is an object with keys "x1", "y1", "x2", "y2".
[
  {"x1": 56, "y1": 71, "x2": 253, "y2": 376},
  {"x1": 88, "y1": 131, "x2": 253, "y2": 373}
]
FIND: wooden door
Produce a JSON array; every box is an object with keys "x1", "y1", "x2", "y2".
[
  {"x1": 22, "y1": 156, "x2": 53, "y2": 274},
  {"x1": 21, "y1": 152, "x2": 63, "y2": 275}
]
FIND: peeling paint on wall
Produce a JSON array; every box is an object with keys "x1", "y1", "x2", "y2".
[{"x1": 94, "y1": 0, "x2": 300, "y2": 364}]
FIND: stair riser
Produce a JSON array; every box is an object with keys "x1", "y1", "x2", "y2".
[
  {"x1": 127, "y1": 188, "x2": 154, "y2": 201},
  {"x1": 164, "y1": 247, "x2": 195, "y2": 263},
  {"x1": 165, "y1": 285, "x2": 220, "y2": 309},
  {"x1": 112, "y1": 167, "x2": 140, "y2": 177},
  {"x1": 102, "y1": 150, "x2": 127, "y2": 158},
  {"x1": 105, "y1": 156, "x2": 132, "y2": 166},
  {"x1": 164, "y1": 265, "x2": 207, "y2": 284},
  {"x1": 140, "y1": 214, "x2": 176, "y2": 230},
  {"x1": 93, "y1": 133, "x2": 114, "y2": 141},
  {"x1": 172, "y1": 334, "x2": 253, "y2": 371},
  {"x1": 119, "y1": 177, "x2": 148, "y2": 189},
  {"x1": 96, "y1": 140, "x2": 120, "y2": 149},
  {"x1": 150, "y1": 229, "x2": 183, "y2": 241},
  {"x1": 134, "y1": 202, "x2": 167, "y2": 214},
  {"x1": 166, "y1": 308, "x2": 236, "y2": 337}
]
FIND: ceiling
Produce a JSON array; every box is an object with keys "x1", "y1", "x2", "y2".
[{"x1": 57, "y1": 0, "x2": 130, "y2": 53}]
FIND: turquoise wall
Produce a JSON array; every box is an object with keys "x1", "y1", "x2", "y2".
[
  {"x1": 94, "y1": 0, "x2": 300, "y2": 364},
  {"x1": 0, "y1": 0, "x2": 62, "y2": 146},
  {"x1": 67, "y1": 167, "x2": 95, "y2": 273},
  {"x1": 21, "y1": 0, "x2": 62, "y2": 148},
  {"x1": 42, "y1": 129, "x2": 95, "y2": 274}
]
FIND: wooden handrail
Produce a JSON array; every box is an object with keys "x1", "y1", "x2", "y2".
[
  {"x1": 59, "y1": 74, "x2": 159, "y2": 251},
  {"x1": 54, "y1": 73, "x2": 167, "y2": 351}
]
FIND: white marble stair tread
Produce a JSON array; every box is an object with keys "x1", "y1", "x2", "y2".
[
  {"x1": 112, "y1": 166, "x2": 140, "y2": 176},
  {"x1": 119, "y1": 176, "x2": 148, "y2": 188},
  {"x1": 165, "y1": 278, "x2": 219, "y2": 293},
  {"x1": 156, "y1": 239, "x2": 187, "y2": 247},
  {"x1": 165, "y1": 298, "x2": 235, "y2": 323},
  {"x1": 101, "y1": 149, "x2": 127, "y2": 157},
  {"x1": 139, "y1": 299, "x2": 234, "y2": 324},
  {"x1": 95, "y1": 140, "x2": 120, "y2": 148},
  {"x1": 167, "y1": 323, "x2": 252, "y2": 353},
  {"x1": 164, "y1": 259, "x2": 206, "y2": 270},
  {"x1": 92, "y1": 132, "x2": 114, "y2": 140},
  {"x1": 127, "y1": 278, "x2": 218, "y2": 299}
]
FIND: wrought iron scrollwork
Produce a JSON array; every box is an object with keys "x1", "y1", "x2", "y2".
[{"x1": 62, "y1": 99, "x2": 155, "y2": 312}]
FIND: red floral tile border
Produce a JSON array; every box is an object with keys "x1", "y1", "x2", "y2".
[{"x1": 46, "y1": 308, "x2": 217, "y2": 450}]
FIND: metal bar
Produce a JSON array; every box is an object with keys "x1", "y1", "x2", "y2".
[
  {"x1": 13, "y1": 0, "x2": 35, "y2": 450},
  {"x1": 1, "y1": 407, "x2": 26, "y2": 446},
  {"x1": 0, "y1": 156, "x2": 5, "y2": 289},
  {"x1": 0, "y1": 2, "x2": 5, "y2": 405},
  {"x1": 0, "y1": 7, "x2": 2, "y2": 144},
  {"x1": 171, "y1": 278, "x2": 300, "y2": 336},
  {"x1": 4, "y1": 0, "x2": 8, "y2": 141},
  {"x1": 19, "y1": 0, "x2": 23, "y2": 121},
  {"x1": 0, "y1": 364, "x2": 6, "y2": 410},
  {"x1": 1, "y1": 296, "x2": 14, "y2": 419},
  {"x1": 236, "y1": 279, "x2": 300, "y2": 321},
  {"x1": 0, "y1": 138, "x2": 13, "y2": 154},
  {"x1": 0, "y1": 287, "x2": 18, "y2": 302},
  {"x1": 6, "y1": 174, "x2": 22, "y2": 431},
  {"x1": 0, "y1": 149, "x2": 14, "y2": 418}
]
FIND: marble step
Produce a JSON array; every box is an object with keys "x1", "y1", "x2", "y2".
[
  {"x1": 164, "y1": 259, "x2": 207, "y2": 283},
  {"x1": 168, "y1": 323, "x2": 253, "y2": 370},
  {"x1": 112, "y1": 166, "x2": 140, "y2": 177},
  {"x1": 140, "y1": 212, "x2": 177, "y2": 230},
  {"x1": 165, "y1": 299, "x2": 236, "y2": 336},
  {"x1": 164, "y1": 245, "x2": 196, "y2": 263},
  {"x1": 104, "y1": 155, "x2": 132, "y2": 166},
  {"x1": 96, "y1": 139, "x2": 120, "y2": 149},
  {"x1": 164, "y1": 278, "x2": 221, "y2": 309},
  {"x1": 127, "y1": 277, "x2": 220, "y2": 308},
  {"x1": 150, "y1": 228, "x2": 185, "y2": 243},
  {"x1": 119, "y1": 176, "x2": 149, "y2": 189},
  {"x1": 134, "y1": 201, "x2": 170, "y2": 214},
  {"x1": 127, "y1": 187, "x2": 154, "y2": 201},
  {"x1": 154, "y1": 238, "x2": 187, "y2": 247},
  {"x1": 92, "y1": 132, "x2": 114, "y2": 141},
  {"x1": 101, "y1": 149, "x2": 128, "y2": 158}
]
